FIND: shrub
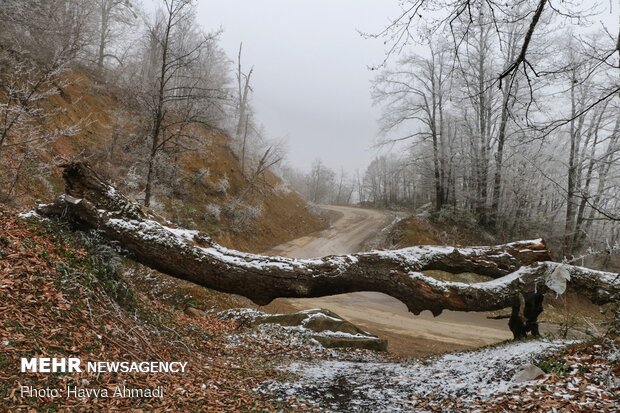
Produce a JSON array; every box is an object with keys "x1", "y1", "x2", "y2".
[
  {"x1": 539, "y1": 358, "x2": 571, "y2": 376},
  {"x1": 193, "y1": 168, "x2": 209, "y2": 184},
  {"x1": 214, "y1": 174, "x2": 229, "y2": 195},
  {"x1": 125, "y1": 166, "x2": 141, "y2": 190},
  {"x1": 435, "y1": 206, "x2": 478, "y2": 230},
  {"x1": 224, "y1": 201, "x2": 262, "y2": 232},
  {"x1": 204, "y1": 203, "x2": 221, "y2": 223},
  {"x1": 76, "y1": 231, "x2": 134, "y2": 309}
]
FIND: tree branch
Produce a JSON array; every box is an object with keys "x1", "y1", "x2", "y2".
[{"x1": 35, "y1": 163, "x2": 619, "y2": 322}]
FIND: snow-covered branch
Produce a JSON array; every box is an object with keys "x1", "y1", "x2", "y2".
[{"x1": 35, "y1": 163, "x2": 620, "y2": 339}]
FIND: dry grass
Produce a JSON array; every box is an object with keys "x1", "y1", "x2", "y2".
[{"x1": 389, "y1": 215, "x2": 493, "y2": 248}]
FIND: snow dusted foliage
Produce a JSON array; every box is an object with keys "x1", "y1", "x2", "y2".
[
  {"x1": 124, "y1": 167, "x2": 142, "y2": 191},
  {"x1": 223, "y1": 201, "x2": 262, "y2": 232},
  {"x1": 260, "y1": 339, "x2": 574, "y2": 412},
  {"x1": 204, "y1": 203, "x2": 221, "y2": 223},
  {"x1": 214, "y1": 175, "x2": 229, "y2": 195},
  {"x1": 193, "y1": 168, "x2": 209, "y2": 184},
  {"x1": 273, "y1": 182, "x2": 291, "y2": 194},
  {"x1": 234, "y1": 204, "x2": 261, "y2": 228}
]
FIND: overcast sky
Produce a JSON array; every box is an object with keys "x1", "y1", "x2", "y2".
[
  {"x1": 194, "y1": 0, "x2": 404, "y2": 173},
  {"x1": 145, "y1": 1, "x2": 617, "y2": 174}
]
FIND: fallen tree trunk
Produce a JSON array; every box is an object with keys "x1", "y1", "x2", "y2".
[{"x1": 36, "y1": 163, "x2": 620, "y2": 338}]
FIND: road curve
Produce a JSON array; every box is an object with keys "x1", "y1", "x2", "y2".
[
  {"x1": 267, "y1": 205, "x2": 389, "y2": 258},
  {"x1": 264, "y1": 205, "x2": 512, "y2": 357}
]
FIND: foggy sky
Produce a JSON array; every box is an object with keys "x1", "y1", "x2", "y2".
[
  {"x1": 196, "y1": 0, "x2": 404, "y2": 173},
  {"x1": 141, "y1": 1, "x2": 617, "y2": 174}
]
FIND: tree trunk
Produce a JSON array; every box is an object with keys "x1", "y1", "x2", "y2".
[
  {"x1": 37, "y1": 163, "x2": 620, "y2": 338},
  {"x1": 564, "y1": 69, "x2": 585, "y2": 256},
  {"x1": 97, "y1": 1, "x2": 110, "y2": 72},
  {"x1": 143, "y1": 2, "x2": 174, "y2": 207},
  {"x1": 490, "y1": 75, "x2": 513, "y2": 231}
]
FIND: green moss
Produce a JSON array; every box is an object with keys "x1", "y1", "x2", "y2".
[
  {"x1": 0, "y1": 355, "x2": 9, "y2": 369},
  {"x1": 0, "y1": 381, "x2": 11, "y2": 399}
]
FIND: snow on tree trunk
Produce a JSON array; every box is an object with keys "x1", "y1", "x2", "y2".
[{"x1": 36, "y1": 163, "x2": 620, "y2": 339}]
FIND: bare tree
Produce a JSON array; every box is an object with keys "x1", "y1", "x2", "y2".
[
  {"x1": 93, "y1": 0, "x2": 138, "y2": 73},
  {"x1": 489, "y1": 23, "x2": 524, "y2": 230},
  {"x1": 0, "y1": 0, "x2": 87, "y2": 203},
  {"x1": 373, "y1": 43, "x2": 451, "y2": 211},
  {"x1": 234, "y1": 145, "x2": 284, "y2": 206},
  {"x1": 234, "y1": 42, "x2": 254, "y2": 176},
  {"x1": 308, "y1": 159, "x2": 336, "y2": 204},
  {"x1": 139, "y1": 0, "x2": 223, "y2": 207}
]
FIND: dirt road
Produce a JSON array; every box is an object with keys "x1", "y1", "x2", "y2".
[
  {"x1": 267, "y1": 205, "x2": 388, "y2": 258},
  {"x1": 264, "y1": 205, "x2": 513, "y2": 357}
]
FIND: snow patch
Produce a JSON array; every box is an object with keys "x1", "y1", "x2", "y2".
[
  {"x1": 166, "y1": 226, "x2": 200, "y2": 242},
  {"x1": 261, "y1": 339, "x2": 574, "y2": 411},
  {"x1": 18, "y1": 210, "x2": 42, "y2": 219}
]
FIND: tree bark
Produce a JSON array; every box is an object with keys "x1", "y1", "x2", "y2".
[{"x1": 37, "y1": 163, "x2": 620, "y2": 337}]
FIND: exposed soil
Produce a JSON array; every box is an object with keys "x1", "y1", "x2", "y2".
[
  {"x1": 4, "y1": 69, "x2": 328, "y2": 253},
  {"x1": 266, "y1": 205, "x2": 387, "y2": 258}
]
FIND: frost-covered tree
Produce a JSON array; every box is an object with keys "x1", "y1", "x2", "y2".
[
  {"x1": 137, "y1": 0, "x2": 227, "y2": 207},
  {"x1": 368, "y1": 0, "x2": 619, "y2": 261},
  {"x1": 92, "y1": 0, "x2": 138, "y2": 73},
  {"x1": 0, "y1": 0, "x2": 88, "y2": 202}
]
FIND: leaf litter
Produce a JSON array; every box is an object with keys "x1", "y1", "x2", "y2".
[{"x1": 1, "y1": 207, "x2": 618, "y2": 412}]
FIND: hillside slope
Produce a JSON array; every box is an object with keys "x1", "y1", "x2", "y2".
[
  {"x1": 0, "y1": 209, "x2": 279, "y2": 411},
  {"x1": 4, "y1": 70, "x2": 326, "y2": 252}
]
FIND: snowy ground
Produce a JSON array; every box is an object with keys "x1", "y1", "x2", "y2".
[{"x1": 258, "y1": 339, "x2": 574, "y2": 412}]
